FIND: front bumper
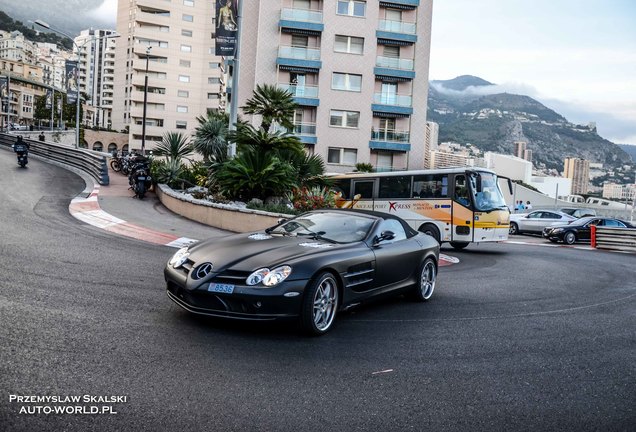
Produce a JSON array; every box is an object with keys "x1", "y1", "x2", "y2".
[{"x1": 165, "y1": 266, "x2": 306, "y2": 321}]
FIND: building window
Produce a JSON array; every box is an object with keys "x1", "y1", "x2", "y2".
[
  {"x1": 334, "y1": 35, "x2": 364, "y2": 54},
  {"x1": 182, "y1": 14, "x2": 193, "y2": 22},
  {"x1": 180, "y1": 44, "x2": 192, "y2": 53},
  {"x1": 329, "y1": 110, "x2": 360, "y2": 128},
  {"x1": 208, "y1": 77, "x2": 221, "y2": 84},
  {"x1": 179, "y1": 59, "x2": 191, "y2": 67},
  {"x1": 207, "y1": 93, "x2": 220, "y2": 99},
  {"x1": 328, "y1": 147, "x2": 358, "y2": 165},
  {"x1": 337, "y1": 0, "x2": 366, "y2": 17},
  {"x1": 332, "y1": 73, "x2": 362, "y2": 92},
  {"x1": 177, "y1": 105, "x2": 188, "y2": 113},
  {"x1": 177, "y1": 90, "x2": 189, "y2": 98},
  {"x1": 183, "y1": 0, "x2": 194, "y2": 6},
  {"x1": 176, "y1": 121, "x2": 187, "y2": 129},
  {"x1": 209, "y1": 62, "x2": 220, "y2": 69},
  {"x1": 178, "y1": 75, "x2": 190, "y2": 82},
  {"x1": 181, "y1": 29, "x2": 193, "y2": 37}
]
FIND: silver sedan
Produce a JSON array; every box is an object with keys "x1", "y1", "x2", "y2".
[{"x1": 509, "y1": 210, "x2": 577, "y2": 235}]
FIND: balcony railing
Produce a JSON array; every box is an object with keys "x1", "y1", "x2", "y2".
[
  {"x1": 371, "y1": 129, "x2": 410, "y2": 143},
  {"x1": 281, "y1": 8, "x2": 323, "y2": 23},
  {"x1": 278, "y1": 45, "x2": 321, "y2": 61},
  {"x1": 373, "y1": 93, "x2": 412, "y2": 107},
  {"x1": 274, "y1": 122, "x2": 317, "y2": 136},
  {"x1": 277, "y1": 83, "x2": 319, "y2": 98},
  {"x1": 376, "y1": 55, "x2": 414, "y2": 71},
  {"x1": 378, "y1": 19, "x2": 416, "y2": 34}
]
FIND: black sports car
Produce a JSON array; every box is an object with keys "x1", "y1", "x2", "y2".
[
  {"x1": 542, "y1": 216, "x2": 634, "y2": 244},
  {"x1": 165, "y1": 209, "x2": 440, "y2": 335}
]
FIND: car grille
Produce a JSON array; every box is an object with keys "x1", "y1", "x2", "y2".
[{"x1": 209, "y1": 269, "x2": 251, "y2": 285}]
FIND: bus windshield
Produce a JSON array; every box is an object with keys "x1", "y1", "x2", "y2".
[{"x1": 469, "y1": 172, "x2": 507, "y2": 212}]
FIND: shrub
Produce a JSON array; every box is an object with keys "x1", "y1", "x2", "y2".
[{"x1": 290, "y1": 187, "x2": 337, "y2": 212}]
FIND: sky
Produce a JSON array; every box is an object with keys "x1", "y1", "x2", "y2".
[
  {"x1": 4, "y1": 0, "x2": 634, "y2": 144},
  {"x1": 429, "y1": 0, "x2": 636, "y2": 144}
]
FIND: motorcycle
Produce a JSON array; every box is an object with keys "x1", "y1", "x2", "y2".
[
  {"x1": 14, "y1": 142, "x2": 29, "y2": 168},
  {"x1": 128, "y1": 156, "x2": 152, "y2": 199}
]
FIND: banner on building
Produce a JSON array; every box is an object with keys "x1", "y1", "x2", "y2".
[
  {"x1": 215, "y1": 0, "x2": 239, "y2": 56},
  {"x1": 65, "y1": 60, "x2": 79, "y2": 105},
  {"x1": 45, "y1": 89, "x2": 53, "y2": 110},
  {"x1": 0, "y1": 76, "x2": 8, "y2": 113}
]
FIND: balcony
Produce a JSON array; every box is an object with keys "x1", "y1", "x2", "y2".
[
  {"x1": 376, "y1": 20, "x2": 417, "y2": 45},
  {"x1": 374, "y1": 55, "x2": 415, "y2": 81},
  {"x1": 279, "y1": 8, "x2": 324, "y2": 35},
  {"x1": 274, "y1": 122, "x2": 317, "y2": 145},
  {"x1": 369, "y1": 129, "x2": 411, "y2": 151},
  {"x1": 379, "y1": 0, "x2": 419, "y2": 8},
  {"x1": 372, "y1": 93, "x2": 413, "y2": 116},
  {"x1": 276, "y1": 45, "x2": 322, "y2": 73},
  {"x1": 277, "y1": 83, "x2": 319, "y2": 106}
]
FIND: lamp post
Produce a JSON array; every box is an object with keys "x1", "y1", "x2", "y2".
[
  {"x1": 34, "y1": 20, "x2": 119, "y2": 148},
  {"x1": 141, "y1": 46, "x2": 151, "y2": 156}
]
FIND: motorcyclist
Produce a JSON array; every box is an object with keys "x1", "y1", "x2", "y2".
[{"x1": 13, "y1": 135, "x2": 30, "y2": 156}]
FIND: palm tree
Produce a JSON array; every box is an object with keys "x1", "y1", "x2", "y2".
[
  {"x1": 192, "y1": 114, "x2": 228, "y2": 163},
  {"x1": 229, "y1": 122, "x2": 304, "y2": 156},
  {"x1": 241, "y1": 83, "x2": 298, "y2": 132},
  {"x1": 153, "y1": 131, "x2": 193, "y2": 163}
]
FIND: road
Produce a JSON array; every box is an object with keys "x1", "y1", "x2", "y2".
[{"x1": 0, "y1": 151, "x2": 634, "y2": 431}]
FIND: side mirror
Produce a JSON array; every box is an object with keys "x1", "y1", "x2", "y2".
[
  {"x1": 373, "y1": 230, "x2": 395, "y2": 246},
  {"x1": 277, "y1": 217, "x2": 289, "y2": 225}
]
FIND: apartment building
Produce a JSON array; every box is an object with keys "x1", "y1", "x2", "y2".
[
  {"x1": 564, "y1": 157, "x2": 590, "y2": 195},
  {"x1": 0, "y1": 31, "x2": 37, "y2": 64},
  {"x1": 112, "y1": 0, "x2": 224, "y2": 150},
  {"x1": 230, "y1": 0, "x2": 433, "y2": 172},
  {"x1": 1, "y1": 59, "x2": 48, "y2": 127},
  {"x1": 74, "y1": 30, "x2": 118, "y2": 129},
  {"x1": 423, "y1": 120, "x2": 438, "y2": 168}
]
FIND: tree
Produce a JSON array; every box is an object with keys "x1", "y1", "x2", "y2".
[
  {"x1": 192, "y1": 112, "x2": 228, "y2": 163},
  {"x1": 241, "y1": 83, "x2": 298, "y2": 132},
  {"x1": 153, "y1": 131, "x2": 193, "y2": 163},
  {"x1": 229, "y1": 122, "x2": 304, "y2": 156}
]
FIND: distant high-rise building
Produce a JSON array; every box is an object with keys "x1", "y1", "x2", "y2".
[
  {"x1": 424, "y1": 121, "x2": 439, "y2": 168},
  {"x1": 513, "y1": 141, "x2": 526, "y2": 159},
  {"x1": 112, "y1": 0, "x2": 223, "y2": 151},
  {"x1": 564, "y1": 157, "x2": 590, "y2": 195},
  {"x1": 523, "y1": 149, "x2": 533, "y2": 164}
]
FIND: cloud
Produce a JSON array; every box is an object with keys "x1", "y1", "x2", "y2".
[{"x1": 431, "y1": 80, "x2": 540, "y2": 98}]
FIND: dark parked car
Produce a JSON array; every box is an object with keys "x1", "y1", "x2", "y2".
[
  {"x1": 165, "y1": 209, "x2": 440, "y2": 335},
  {"x1": 543, "y1": 216, "x2": 635, "y2": 244}
]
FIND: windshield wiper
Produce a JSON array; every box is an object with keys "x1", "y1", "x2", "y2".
[{"x1": 297, "y1": 230, "x2": 338, "y2": 244}]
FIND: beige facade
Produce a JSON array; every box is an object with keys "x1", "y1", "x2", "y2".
[
  {"x1": 424, "y1": 120, "x2": 439, "y2": 168},
  {"x1": 112, "y1": 0, "x2": 223, "y2": 150},
  {"x1": 1, "y1": 60, "x2": 48, "y2": 128},
  {"x1": 564, "y1": 157, "x2": 590, "y2": 195},
  {"x1": 231, "y1": 0, "x2": 433, "y2": 172}
]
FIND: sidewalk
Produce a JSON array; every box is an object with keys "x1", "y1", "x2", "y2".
[{"x1": 69, "y1": 166, "x2": 229, "y2": 248}]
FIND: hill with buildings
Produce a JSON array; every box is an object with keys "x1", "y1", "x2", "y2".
[{"x1": 427, "y1": 75, "x2": 632, "y2": 173}]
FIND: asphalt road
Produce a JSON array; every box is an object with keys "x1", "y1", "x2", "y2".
[{"x1": 0, "y1": 151, "x2": 634, "y2": 432}]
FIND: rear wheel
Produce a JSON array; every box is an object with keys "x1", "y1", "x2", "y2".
[
  {"x1": 110, "y1": 159, "x2": 121, "y2": 172},
  {"x1": 411, "y1": 258, "x2": 437, "y2": 302},
  {"x1": 419, "y1": 224, "x2": 440, "y2": 244},
  {"x1": 301, "y1": 272, "x2": 339, "y2": 336},
  {"x1": 450, "y1": 241, "x2": 469, "y2": 250},
  {"x1": 136, "y1": 181, "x2": 146, "y2": 200},
  {"x1": 564, "y1": 231, "x2": 576, "y2": 245},
  {"x1": 509, "y1": 222, "x2": 519, "y2": 235}
]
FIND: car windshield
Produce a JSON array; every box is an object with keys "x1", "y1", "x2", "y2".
[
  {"x1": 468, "y1": 172, "x2": 507, "y2": 212},
  {"x1": 269, "y1": 212, "x2": 376, "y2": 243}
]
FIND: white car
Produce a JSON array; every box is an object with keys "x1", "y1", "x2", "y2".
[
  {"x1": 10, "y1": 123, "x2": 29, "y2": 131},
  {"x1": 509, "y1": 210, "x2": 577, "y2": 235}
]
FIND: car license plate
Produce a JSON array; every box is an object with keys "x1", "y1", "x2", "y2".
[
  {"x1": 208, "y1": 283, "x2": 234, "y2": 294},
  {"x1": 138, "y1": 176, "x2": 146, "y2": 180}
]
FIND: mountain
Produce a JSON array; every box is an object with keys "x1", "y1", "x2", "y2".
[
  {"x1": 618, "y1": 144, "x2": 636, "y2": 163},
  {"x1": 427, "y1": 75, "x2": 632, "y2": 172},
  {"x1": 0, "y1": 11, "x2": 72, "y2": 50}
]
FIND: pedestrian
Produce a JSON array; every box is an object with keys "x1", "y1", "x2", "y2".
[
  {"x1": 516, "y1": 200, "x2": 525, "y2": 212},
  {"x1": 525, "y1": 200, "x2": 532, "y2": 210}
]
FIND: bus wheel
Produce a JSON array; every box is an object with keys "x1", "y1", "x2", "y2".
[
  {"x1": 450, "y1": 242, "x2": 469, "y2": 250},
  {"x1": 419, "y1": 224, "x2": 440, "y2": 244}
]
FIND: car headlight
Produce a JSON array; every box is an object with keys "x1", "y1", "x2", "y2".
[
  {"x1": 551, "y1": 228, "x2": 564, "y2": 234},
  {"x1": 169, "y1": 246, "x2": 190, "y2": 268},
  {"x1": 246, "y1": 266, "x2": 292, "y2": 287}
]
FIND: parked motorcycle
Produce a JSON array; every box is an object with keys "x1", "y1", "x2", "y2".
[{"x1": 128, "y1": 155, "x2": 152, "y2": 199}]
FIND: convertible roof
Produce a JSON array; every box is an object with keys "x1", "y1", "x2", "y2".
[{"x1": 316, "y1": 208, "x2": 419, "y2": 238}]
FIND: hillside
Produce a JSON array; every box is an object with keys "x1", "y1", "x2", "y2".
[
  {"x1": 427, "y1": 76, "x2": 632, "y2": 172},
  {"x1": 618, "y1": 144, "x2": 636, "y2": 162},
  {"x1": 0, "y1": 11, "x2": 72, "y2": 50}
]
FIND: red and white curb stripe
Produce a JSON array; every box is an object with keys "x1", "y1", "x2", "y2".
[
  {"x1": 503, "y1": 240, "x2": 593, "y2": 250},
  {"x1": 439, "y1": 253, "x2": 460, "y2": 267},
  {"x1": 69, "y1": 186, "x2": 196, "y2": 248}
]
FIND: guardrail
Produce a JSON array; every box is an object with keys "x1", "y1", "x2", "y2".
[
  {"x1": 592, "y1": 225, "x2": 636, "y2": 253},
  {"x1": 0, "y1": 133, "x2": 109, "y2": 185}
]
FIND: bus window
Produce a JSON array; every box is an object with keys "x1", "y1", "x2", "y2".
[
  {"x1": 379, "y1": 176, "x2": 411, "y2": 199},
  {"x1": 413, "y1": 174, "x2": 448, "y2": 198},
  {"x1": 353, "y1": 180, "x2": 374, "y2": 199},
  {"x1": 454, "y1": 175, "x2": 470, "y2": 206},
  {"x1": 332, "y1": 179, "x2": 351, "y2": 199}
]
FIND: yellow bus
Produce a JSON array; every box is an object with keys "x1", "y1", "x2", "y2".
[{"x1": 330, "y1": 167, "x2": 512, "y2": 250}]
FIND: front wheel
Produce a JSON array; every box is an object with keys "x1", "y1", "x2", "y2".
[
  {"x1": 411, "y1": 258, "x2": 437, "y2": 302},
  {"x1": 450, "y1": 241, "x2": 469, "y2": 250},
  {"x1": 563, "y1": 231, "x2": 576, "y2": 245},
  {"x1": 136, "y1": 181, "x2": 146, "y2": 200},
  {"x1": 110, "y1": 159, "x2": 121, "y2": 172},
  {"x1": 301, "y1": 272, "x2": 339, "y2": 336},
  {"x1": 509, "y1": 222, "x2": 519, "y2": 235}
]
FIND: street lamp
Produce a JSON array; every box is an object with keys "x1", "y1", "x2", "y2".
[
  {"x1": 141, "y1": 46, "x2": 151, "y2": 156},
  {"x1": 34, "y1": 20, "x2": 119, "y2": 148}
]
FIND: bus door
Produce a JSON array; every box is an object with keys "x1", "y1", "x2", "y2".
[
  {"x1": 351, "y1": 179, "x2": 376, "y2": 210},
  {"x1": 452, "y1": 174, "x2": 473, "y2": 243}
]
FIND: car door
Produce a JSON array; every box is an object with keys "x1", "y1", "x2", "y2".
[
  {"x1": 369, "y1": 219, "x2": 421, "y2": 292},
  {"x1": 518, "y1": 211, "x2": 543, "y2": 232},
  {"x1": 539, "y1": 211, "x2": 569, "y2": 234}
]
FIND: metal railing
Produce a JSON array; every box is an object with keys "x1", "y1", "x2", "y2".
[
  {"x1": 277, "y1": 83, "x2": 319, "y2": 98},
  {"x1": 0, "y1": 133, "x2": 109, "y2": 185},
  {"x1": 378, "y1": 19, "x2": 416, "y2": 34},
  {"x1": 373, "y1": 93, "x2": 412, "y2": 107},
  {"x1": 278, "y1": 45, "x2": 321, "y2": 61},
  {"x1": 376, "y1": 56, "x2": 414, "y2": 70},
  {"x1": 592, "y1": 225, "x2": 636, "y2": 253},
  {"x1": 280, "y1": 8, "x2": 323, "y2": 23},
  {"x1": 371, "y1": 129, "x2": 410, "y2": 143}
]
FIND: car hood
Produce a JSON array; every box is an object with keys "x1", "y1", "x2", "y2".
[{"x1": 186, "y1": 232, "x2": 354, "y2": 272}]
